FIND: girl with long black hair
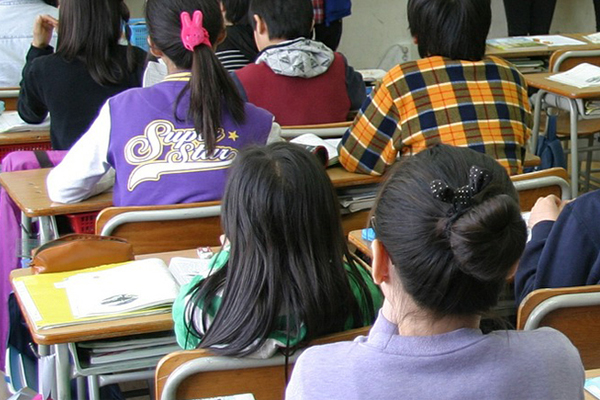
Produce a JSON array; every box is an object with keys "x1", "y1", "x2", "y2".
[
  {"x1": 18, "y1": 0, "x2": 147, "y2": 150},
  {"x1": 173, "y1": 142, "x2": 381, "y2": 357}
]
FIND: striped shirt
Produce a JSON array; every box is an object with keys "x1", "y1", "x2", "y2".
[
  {"x1": 338, "y1": 56, "x2": 532, "y2": 176},
  {"x1": 216, "y1": 49, "x2": 251, "y2": 71}
]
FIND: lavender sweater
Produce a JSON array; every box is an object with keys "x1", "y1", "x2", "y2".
[{"x1": 286, "y1": 312, "x2": 584, "y2": 400}]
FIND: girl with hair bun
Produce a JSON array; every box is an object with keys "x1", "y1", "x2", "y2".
[
  {"x1": 287, "y1": 144, "x2": 584, "y2": 400},
  {"x1": 47, "y1": 0, "x2": 280, "y2": 206}
]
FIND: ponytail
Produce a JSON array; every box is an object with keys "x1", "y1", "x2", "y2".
[{"x1": 178, "y1": 45, "x2": 245, "y2": 155}]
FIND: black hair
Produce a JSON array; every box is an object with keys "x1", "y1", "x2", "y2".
[
  {"x1": 407, "y1": 0, "x2": 491, "y2": 60},
  {"x1": 56, "y1": 0, "x2": 138, "y2": 85},
  {"x1": 372, "y1": 144, "x2": 526, "y2": 316},
  {"x1": 222, "y1": 0, "x2": 251, "y2": 25},
  {"x1": 146, "y1": 0, "x2": 245, "y2": 155},
  {"x1": 42, "y1": 0, "x2": 58, "y2": 6},
  {"x1": 184, "y1": 142, "x2": 377, "y2": 356},
  {"x1": 249, "y1": 0, "x2": 313, "y2": 40}
]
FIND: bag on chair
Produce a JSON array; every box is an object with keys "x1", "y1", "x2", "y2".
[{"x1": 536, "y1": 114, "x2": 567, "y2": 170}]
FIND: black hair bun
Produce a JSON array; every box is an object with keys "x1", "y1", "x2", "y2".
[{"x1": 449, "y1": 194, "x2": 526, "y2": 282}]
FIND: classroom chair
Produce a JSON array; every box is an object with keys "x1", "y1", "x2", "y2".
[
  {"x1": 532, "y1": 49, "x2": 600, "y2": 193},
  {"x1": 155, "y1": 325, "x2": 370, "y2": 400},
  {"x1": 511, "y1": 167, "x2": 571, "y2": 211},
  {"x1": 517, "y1": 285, "x2": 600, "y2": 369},
  {"x1": 95, "y1": 202, "x2": 222, "y2": 255},
  {"x1": 280, "y1": 121, "x2": 352, "y2": 139}
]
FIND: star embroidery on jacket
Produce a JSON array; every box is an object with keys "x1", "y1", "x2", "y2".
[{"x1": 228, "y1": 131, "x2": 239, "y2": 141}]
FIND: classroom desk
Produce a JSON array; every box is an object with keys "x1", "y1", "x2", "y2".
[
  {"x1": 0, "y1": 166, "x2": 381, "y2": 247},
  {"x1": 587, "y1": 368, "x2": 600, "y2": 399},
  {"x1": 0, "y1": 87, "x2": 19, "y2": 111},
  {"x1": 9, "y1": 248, "x2": 198, "y2": 400},
  {"x1": 348, "y1": 229, "x2": 372, "y2": 259},
  {"x1": 0, "y1": 131, "x2": 52, "y2": 163},
  {"x1": 525, "y1": 72, "x2": 600, "y2": 197},
  {"x1": 0, "y1": 168, "x2": 113, "y2": 255},
  {"x1": 486, "y1": 33, "x2": 600, "y2": 59}
]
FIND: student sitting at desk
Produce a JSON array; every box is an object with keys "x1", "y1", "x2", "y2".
[
  {"x1": 216, "y1": 0, "x2": 258, "y2": 71},
  {"x1": 514, "y1": 191, "x2": 600, "y2": 305},
  {"x1": 173, "y1": 142, "x2": 382, "y2": 356},
  {"x1": 17, "y1": 0, "x2": 147, "y2": 151},
  {"x1": 338, "y1": 0, "x2": 531, "y2": 177},
  {"x1": 0, "y1": 0, "x2": 58, "y2": 88},
  {"x1": 287, "y1": 144, "x2": 584, "y2": 400},
  {"x1": 232, "y1": 0, "x2": 365, "y2": 126},
  {"x1": 47, "y1": 0, "x2": 279, "y2": 206}
]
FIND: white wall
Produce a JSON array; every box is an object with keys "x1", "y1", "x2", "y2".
[
  {"x1": 125, "y1": 0, "x2": 598, "y2": 69},
  {"x1": 338, "y1": 0, "x2": 598, "y2": 69}
]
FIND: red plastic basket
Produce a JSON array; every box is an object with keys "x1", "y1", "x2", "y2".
[
  {"x1": 65, "y1": 211, "x2": 100, "y2": 234},
  {"x1": 0, "y1": 143, "x2": 53, "y2": 163}
]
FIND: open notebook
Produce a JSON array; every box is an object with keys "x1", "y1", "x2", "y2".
[
  {"x1": 13, "y1": 257, "x2": 214, "y2": 330},
  {"x1": 0, "y1": 111, "x2": 50, "y2": 133}
]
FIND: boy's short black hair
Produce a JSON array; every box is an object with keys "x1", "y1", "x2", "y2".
[
  {"x1": 249, "y1": 0, "x2": 313, "y2": 40},
  {"x1": 222, "y1": 0, "x2": 251, "y2": 25},
  {"x1": 408, "y1": 0, "x2": 491, "y2": 61}
]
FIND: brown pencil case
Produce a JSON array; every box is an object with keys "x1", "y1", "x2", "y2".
[{"x1": 30, "y1": 234, "x2": 134, "y2": 274}]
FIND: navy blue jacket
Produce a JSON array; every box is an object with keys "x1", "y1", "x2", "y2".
[{"x1": 515, "y1": 189, "x2": 600, "y2": 305}]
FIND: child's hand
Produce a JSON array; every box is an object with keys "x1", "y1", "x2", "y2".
[
  {"x1": 528, "y1": 194, "x2": 567, "y2": 228},
  {"x1": 32, "y1": 15, "x2": 58, "y2": 49}
]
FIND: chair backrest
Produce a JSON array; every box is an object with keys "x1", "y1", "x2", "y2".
[
  {"x1": 517, "y1": 285, "x2": 600, "y2": 369},
  {"x1": 95, "y1": 201, "x2": 222, "y2": 255},
  {"x1": 510, "y1": 167, "x2": 570, "y2": 211},
  {"x1": 280, "y1": 121, "x2": 352, "y2": 139},
  {"x1": 155, "y1": 326, "x2": 371, "y2": 400},
  {"x1": 549, "y1": 49, "x2": 600, "y2": 72}
]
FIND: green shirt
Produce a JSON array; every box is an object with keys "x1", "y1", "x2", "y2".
[{"x1": 172, "y1": 250, "x2": 383, "y2": 356}]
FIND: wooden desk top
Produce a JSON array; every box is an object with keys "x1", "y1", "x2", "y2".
[
  {"x1": 0, "y1": 168, "x2": 113, "y2": 217},
  {"x1": 348, "y1": 229, "x2": 372, "y2": 259},
  {"x1": 326, "y1": 166, "x2": 383, "y2": 188},
  {"x1": 526, "y1": 72, "x2": 600, "y2": 99},
  {"x1": 0, "y1": 166, "x2": 380, "y2": 218},
  {"x1": 8, "y1": 248, "x2": 205, "y2": 346},
  {"x1": 486, "y1": 33, "x2": 600, "y2": 59},
  {"x1": 0, "y1": 130, "x2": 50, "y2": 145}
]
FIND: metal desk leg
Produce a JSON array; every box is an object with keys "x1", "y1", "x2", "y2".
[
  {"x1": 20, "y1": 212, "x2": 32, "y2": 260},
  {"x1": 88, "y1": 375, "x2": 101, "y2": 400},
  {"x1": 55, "y1": 343, "x2": 72, "y2": 400},
  {"x1": 38, "y1": 216, "x2": 57, "y2": 245},
  {"x1": 37, "y1": 344, "x2": 54, "y2": 397},
  {"x1": 568, "y1": 100, "x2": 580, "y2": 198},
  {"x1": 530, "y1": 90, "x2": 546, "y2": 153}
]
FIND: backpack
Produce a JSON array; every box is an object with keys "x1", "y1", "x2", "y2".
[{"x1": 535, "y1": 114, "x2": 567, "y2": 171}]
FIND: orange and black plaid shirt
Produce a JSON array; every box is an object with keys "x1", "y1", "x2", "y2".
[{"x1": 338, "y1": 56, "x2": 532, "y2": 176}]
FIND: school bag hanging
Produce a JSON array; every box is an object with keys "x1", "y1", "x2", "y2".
[{"x1": 535, "y1": 114, "x2": 567, "y2": 171}]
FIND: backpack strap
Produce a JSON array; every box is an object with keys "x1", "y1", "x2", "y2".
[{"x1": 33, "y1": 150, "x2": 54, "y2": 168}]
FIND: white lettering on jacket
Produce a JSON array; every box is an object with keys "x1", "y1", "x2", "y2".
[{"x1": 124, "y1": 120, "x2": 237, "y2": 190}]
